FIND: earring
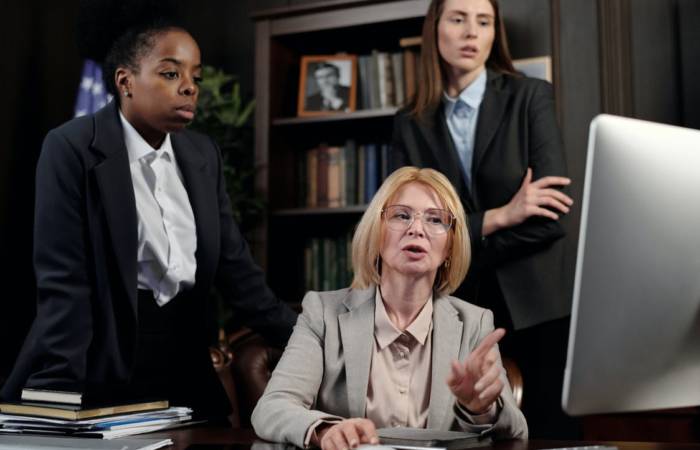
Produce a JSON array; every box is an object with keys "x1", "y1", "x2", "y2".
[
  {"x1": 444, "y1": 257, "x2": 451, "y2": 269},
  {"x1": 123, "y1": 91, "x2": 131, "y2": 98}
]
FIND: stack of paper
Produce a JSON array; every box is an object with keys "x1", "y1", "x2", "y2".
[
  {"x1": 0, "y1": 407, "x2": 192, "y2": 439},
  {"x1": 0, "y1": 435, "x2": 173, "y2": 449}
]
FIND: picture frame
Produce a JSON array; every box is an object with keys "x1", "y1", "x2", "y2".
[
  {"x1": 298, "y1": 55, "x2": 357, "y2": 117},
  {"x1": 512, "y1": 56, "x2": 552, "y2": 83}
]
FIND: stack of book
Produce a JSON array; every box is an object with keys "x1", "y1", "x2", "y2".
[{"x1": 0, "y1": 389, "x2": 192, "y2": 439}]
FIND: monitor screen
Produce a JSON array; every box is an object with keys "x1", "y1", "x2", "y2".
[{"x1": 562, "y1": 114, "x2": 700, "y2": 416}]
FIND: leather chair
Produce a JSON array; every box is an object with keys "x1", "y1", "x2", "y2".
[{"x1": 213, "y1": 328, "x2": 524, "y2": 428}]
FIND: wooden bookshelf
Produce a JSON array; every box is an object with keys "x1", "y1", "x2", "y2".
[{"x1": 252, "y1": 0, "x2": 430, "y2": 300}]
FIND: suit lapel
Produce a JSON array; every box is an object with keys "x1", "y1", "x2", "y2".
[
  {"x1": 170, "y1": 133, "x2": 217, "y2": 290},
  {"x1": 417, "y1": 111, "x2": 474, "y2": 210},
  {"x1": 427, "y1": 295, "x2": 463, "y2": 429},
  {"x1": 338, "y1": 288, "x2": 376, "y2": 418},
  {"x1": 472, "y1": 70, "x2": 509, "y2": 181},
  {"x1": 92, "y1": 102, "x2": 138, "y2": 314}
]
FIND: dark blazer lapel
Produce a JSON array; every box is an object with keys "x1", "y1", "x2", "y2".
[
  {"x1": 339, "y1": 288, "x2": 375, "y2": 418},
  {"x1": 427, "y1": 295, "x2": 463, "y2": 430},
  {"x1": 91, "y1": 102, "x2": 138, "y2": 313},
  {"x1": 472, "y1": 70, "x2": 509, "y2": 179},
  {"x1": 418, "y1": 110, "x2": 473, "y2": 209},
  {"x1": 170, "y1": 132, "x2": 218, "y2": 289}
]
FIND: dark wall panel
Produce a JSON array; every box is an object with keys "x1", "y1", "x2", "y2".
[
  {"x1": 501, "y1": 0, "x2": 553, "y2": 59},
  {"x1": 630, "y1": 0, "x2": 681, "y2": 126},
  {"x1": 678, "y1": 0, "x2": 700, "y2": 130},
  {"x1": 556, "y1": 0, "x2": 603, "y2": 305}
]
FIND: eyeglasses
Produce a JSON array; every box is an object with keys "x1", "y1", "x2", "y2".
[{"x1": 382, "y1": 205, "x2": 455, "y2": 235}]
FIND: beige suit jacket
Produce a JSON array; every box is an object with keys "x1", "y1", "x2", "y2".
[{"x1": 252, "y1": 287, "x2": 528, "y2": 447}]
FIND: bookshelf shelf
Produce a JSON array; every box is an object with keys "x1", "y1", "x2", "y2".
[
  {"x1": 272, "y1": 108, "x2": 398, "y2": 126},
  {"x1": 253, "y1": 0, "x2": 429, "y2": 300}
]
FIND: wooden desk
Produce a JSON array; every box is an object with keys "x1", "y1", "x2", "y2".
[{"x1": 140, "y1": 427, "x2": 700, "y2": 450}]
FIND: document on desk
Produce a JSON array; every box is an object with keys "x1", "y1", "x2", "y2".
[
  {"x1": 376, "y1": 428, "x2": 492, "y2": 450},
  {"x1": 0, "y1": 435, "x2": 172, "y2": 450}
]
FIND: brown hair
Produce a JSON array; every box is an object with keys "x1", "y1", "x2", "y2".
[
  {"x1": 409, "y1": 0, "x2": 517, "y2": 120},
  {"x1": 350, "y1": 167, "x2": 471, "y2": 296}
]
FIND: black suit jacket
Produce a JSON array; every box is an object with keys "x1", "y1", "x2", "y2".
[
  {"x1": 2, "y1": 101, "x2": 298, "y2": 411},
  {"x1": 391, "y1": 70, "x2": 571, "y2": 330}
]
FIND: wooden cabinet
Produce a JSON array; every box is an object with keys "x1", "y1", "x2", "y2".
[{"x1": 251, "y1": 0, "x2": 430, "y2": 301}]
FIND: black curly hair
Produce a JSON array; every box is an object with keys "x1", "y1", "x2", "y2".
[{"x1": 75, "y1": 0, "x2": 187, "y2": 98}]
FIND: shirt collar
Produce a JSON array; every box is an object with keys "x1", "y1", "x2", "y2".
[
  {"x1": 443, "y1": 68, "x2": 488, "y2": 118},
  {"x1": 119, "y1": 109, "x2": 174, "y2": 164},
  {"x1": 374, "y1": 287, "x2": 434, "y2": 350}
]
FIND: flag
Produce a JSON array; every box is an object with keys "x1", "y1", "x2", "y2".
[{"x1": 74, "y1": 60, "x2": 112, "y2": 118}]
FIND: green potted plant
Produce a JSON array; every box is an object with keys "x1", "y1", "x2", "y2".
[{"x1": 188, "y1": 65, "x2": 261, "y2": 341}]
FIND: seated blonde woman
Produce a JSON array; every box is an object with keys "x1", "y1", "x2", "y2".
[{"x1": 252, "y1": 167, "x2": 527, "y2": 449}]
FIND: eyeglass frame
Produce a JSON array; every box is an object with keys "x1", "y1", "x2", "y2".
[{"x1": 381, "y1": 205, "x2": 456, "y2": 235}]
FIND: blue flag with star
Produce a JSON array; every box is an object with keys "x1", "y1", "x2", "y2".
[{"x1": 74, "y1": 60, "x2": 113, "y2": 118}]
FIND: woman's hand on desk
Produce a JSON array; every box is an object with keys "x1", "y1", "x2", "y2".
[
  {"x1": 483, "y1": 168, "x2": 573, "y2": 236},
  {"x1": 317, "y1": 418, "x2": 379, "y2": 450},
  {"x1": 446, "y1": 328, "x2": 506, "y2": 415}
]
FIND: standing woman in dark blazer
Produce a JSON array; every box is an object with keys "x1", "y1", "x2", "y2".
[
  {"x1": 391, "y1": 0, "x2": 579, "y2": 439},
  {"x1": 1, "y1": 0, "x2": 297, "y2": 422}
]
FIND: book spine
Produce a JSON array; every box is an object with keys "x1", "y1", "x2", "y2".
[
  {"x1": 382, "y1": 52, "x2": 395, "y2": 107},
  {"x1": 296, "y1": 151, "x2": 306, "y2": 208},
  {"x1": 337, "y1": 233, "x2": 347, "y2": 288},
  {"x1": 357, "y1": 145, "x2": 366, "y2": 204},
  {"x1": 311, "y1": 237, "x2": 320, "y2": 291},
  {"x1": 322, "y1": 238, "x2": 332, "y2": 291},
  {"x1": 304, "y1": 239, "x2": 312, "y2": 295},
  {"x1": 327, "y1": 146, "x2": 341, "y2": 208},
  {"x1": 306, "y1": 148, "x2": 318, "y2": 208},
  {"x1": 380, "y1": 143, "x2": 390, "y2": 182},
  {"x1": 376, "y1": 52, "x2": 388, "y2": 108},
  {"x1": 369, "y1": 50, "x2": 380, "y2": 109},
  {"x1": 317, "y1": 143, "x2": 330, "y2": 208},
  {"x1": 345, "y1": 139, "x2": 357, "y2": 206},
  {"x1": 339, "y1": 146, "x2": 347, "y2": 207},
  {"x1": 391, "y1": 52, "x2": 406, "y2": 106},
  {"x1": 365, "y1": 143, "x2": 378, "y2": 202},
  {"x1": 357, "y1": 55, "x2": 372, "y2": 110}
]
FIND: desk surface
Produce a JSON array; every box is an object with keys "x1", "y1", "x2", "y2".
[{"x1": 140, "y1": 427, "x2": 700, "y2": 450}]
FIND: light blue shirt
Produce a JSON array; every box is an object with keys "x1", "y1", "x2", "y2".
[{"x1": 443, "y1": 69, "x2": 487, "y2": 195}]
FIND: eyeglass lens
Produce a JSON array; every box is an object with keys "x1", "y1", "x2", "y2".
[{"x1": 384, "y1": 205, "x2": 453, "y2": 234}]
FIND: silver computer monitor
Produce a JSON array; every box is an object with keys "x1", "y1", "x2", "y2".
[{"x1": 562, "y1": 114, "x2": 700, "y2": 416}]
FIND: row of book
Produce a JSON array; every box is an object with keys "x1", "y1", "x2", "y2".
[
  {"x1": 302, "y1": 229, "x2": 355, "y2": 295},
  {"x1": 356, "y1": 45, "x2": 421, "y2": 110},
  {"x1": 297, "y1": 140, "x2": 393, "y2": 208}
]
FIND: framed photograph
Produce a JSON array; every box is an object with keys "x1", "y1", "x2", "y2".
[
  {"x1": 297, "y1": 55, "x2": 357, "y2": 117},
  {"x1": 512, "y1": 56, "x2": 552, "y2": 83}
]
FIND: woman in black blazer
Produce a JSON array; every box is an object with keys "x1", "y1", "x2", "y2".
[
  {"x1": 391, "y1": 0, "x2": 580, "y2": 439},
  {"x1": 1, "y1": 0, "x2": 297, "y2": 422}
]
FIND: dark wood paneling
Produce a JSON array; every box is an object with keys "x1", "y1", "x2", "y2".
[
  {"x1": 678, "y1": 0, "x2": 700, "y2": 130},
  {"x1": 500, "y1": 0, "x2": 553, "y2": 60},
  {"x1": 630, "y1": 0, "x2": 681, "y2": 125},
  {"x1": 598, "y1": 0, "x2": 634, "y2": 117},
  {"x1": 556, "y1": 0, "x2": 603, "y2": 312}
]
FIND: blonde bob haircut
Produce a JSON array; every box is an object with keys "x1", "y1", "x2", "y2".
[{"x1": 350, "y1": 166, "x2": 471, "y2": 295}]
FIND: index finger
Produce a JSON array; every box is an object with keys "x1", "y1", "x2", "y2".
[
  {"x1": 531, "y1": 175, "x2": 571, "y2": 188},
  {"x1": 472, "y1": 328, "x2": 506, "y2": 358},
  {"x1": 354, "y1": 419, "x2": 379, "y2": 445}
]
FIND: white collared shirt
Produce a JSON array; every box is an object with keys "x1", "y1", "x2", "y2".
[
  {"x1": 443, "y1": 68, "x2": 488, "y2": 195},
  {"x1": 120, "y1": 110, "x2": 197, "y2": 306}
]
